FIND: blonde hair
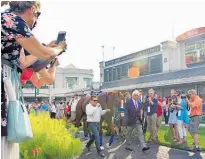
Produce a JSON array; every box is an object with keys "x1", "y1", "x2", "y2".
[
  {"x1": 132, "y1": 90, "x2": 140, "y2": 97},
  {"x1": 148, "y1": 88, "x2": 155, "y2": 93}
]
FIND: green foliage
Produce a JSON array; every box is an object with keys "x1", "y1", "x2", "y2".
[
  {"x1": 20, "y1": 112, "x2": 82, "y2": 159},
  {"x1": 145, "y1": 126, "x2": 205, "y2": 152}
]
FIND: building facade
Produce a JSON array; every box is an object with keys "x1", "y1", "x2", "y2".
[
  {"x1": 100, "y1": 27, "x2": 205, "y2": 100},
  {"x1": 23, "y1": 64, "x2": 93, "y2": 102}
]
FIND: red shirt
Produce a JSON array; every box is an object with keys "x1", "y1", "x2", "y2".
[
  {"x1": 66, "y1": 105, "x2": 71, "y2": 113},
  {"x1": 156, "y1": 98, "x2": 162, "y2": 117}
]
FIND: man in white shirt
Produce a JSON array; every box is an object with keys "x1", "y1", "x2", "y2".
[
  {"x1": 50, "y1": 101, "x2": 57, "y2": 119},
  {"x1": 85, "y1": 95, "x2": 110, "y2": 158},
  {"x1": 71, "y1": 96, "x2": 78, "y2": 121}
]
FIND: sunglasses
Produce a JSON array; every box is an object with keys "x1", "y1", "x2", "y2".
[
  {"x1": 33, "y1": 10, "x2": 41, "y2": 19},
  {"x1": 35, "y1": 11, "x2": 41, "y2": 18},
  {"x1": 93, "y1": 100, "x2": 98, "y2": 102}
]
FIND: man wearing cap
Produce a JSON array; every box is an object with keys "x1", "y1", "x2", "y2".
[
  {"x1": 125, "y1": 90, "x2": 150, "y2": 152},
  {"x1": 186, "y1": 89, "x2": 202, "y2": 152}
]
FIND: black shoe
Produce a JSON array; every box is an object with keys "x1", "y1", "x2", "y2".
[
  {"x1": 142, "y1": 147, "x2": 150, "y2": 152},
  {"x1": 125, "y1": 147, "x2": 133, "y2": 151},
  {"x1": 86, "y1": 145, "x2": 91, "y2": 152},
  {"x1": 189, "y1": 146, "x2": 200, "y2": 152},
  {"x1": 98, "y1": 151, "x2": 105, "y2": 158}
]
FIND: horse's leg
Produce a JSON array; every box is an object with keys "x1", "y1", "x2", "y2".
[{"x1": 75, "y1": 108, "x2": 84, "y2": 127}]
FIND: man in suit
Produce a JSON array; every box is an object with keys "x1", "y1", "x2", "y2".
[{"x1": 125, "y1": 90, "x2": 150, "y2": 152}]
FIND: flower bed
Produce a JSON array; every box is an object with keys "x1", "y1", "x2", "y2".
[{"x1": 20, "y1": 112, "x2": 82, "y2": 159}]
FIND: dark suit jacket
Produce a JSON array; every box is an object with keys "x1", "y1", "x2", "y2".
[{"x1": 125, "y1": 99, "x2": 142, "y2": 126}]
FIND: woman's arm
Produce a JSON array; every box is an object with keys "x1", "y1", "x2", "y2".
[{"x1": 16, "y1": 36, "x2": 66, "y2": 59}]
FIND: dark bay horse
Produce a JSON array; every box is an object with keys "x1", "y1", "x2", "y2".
[{"x1": 73, "y1": 92, "x2": 122, "y2": 147}]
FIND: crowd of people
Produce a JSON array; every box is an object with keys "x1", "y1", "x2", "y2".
[
  {"x1": 1, "y1": 1, "x2": 204, "y2": 158},
  {"x1": 65, "y1": 88, "x2": 203, "y2": 158},
  {"x1": 25, "y1": 100, "x2": 71, "y2": 119}
]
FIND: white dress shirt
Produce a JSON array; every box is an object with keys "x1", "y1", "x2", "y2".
[
  {"x1": 86, "y1": 103, "x2": 107, "y2": 122},
  {"x1": 132, "y1": 98, "x2": 138, "y2": 109},
  {"x1": 71, "y1": 99, "x2": 78, "y2": 112},
  {"x1": 51, "y1": 104, "x2": 56, "y2": 113}
]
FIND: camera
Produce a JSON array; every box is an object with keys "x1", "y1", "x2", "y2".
[{"x1": 181, "y1": 92, "x2": 190, "y2": 100}]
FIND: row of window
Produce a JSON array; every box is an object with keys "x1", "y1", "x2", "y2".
[
  {"x1": 23, "y1": 78, "x2": 92, "y2": 89},
  {"x1": 23, "y1": 81, "x2": 48, "y2": 89},
  {"x1": 185, "y1": 39, "x2": 205, "y2": 52},
  {"x1": 104, "y1": 55, "x2": 162, "y2": 82},
  {"x1": 65, "y1": 77, "x2": 92, "y2": 89}
]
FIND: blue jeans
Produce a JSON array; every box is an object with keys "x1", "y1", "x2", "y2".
[{"x1": 86, "y1": 122, "x2": 101, "y2": 153}]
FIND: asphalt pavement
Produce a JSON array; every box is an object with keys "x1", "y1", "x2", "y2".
[{"x1": 77, "y1": 137, "x2": 205, "y2": 159}]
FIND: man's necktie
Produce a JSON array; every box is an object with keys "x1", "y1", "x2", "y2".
[{"x1": 135, "y1": 101, "x2": 138, "y2": 109}]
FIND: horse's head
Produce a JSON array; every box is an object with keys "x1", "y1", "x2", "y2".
[
  {"x1": 124, "y1": 92, "x2": 131, "y2": 102},
  {"x1": 105, "y1": 91, "x2": 122, "y2": 109}
]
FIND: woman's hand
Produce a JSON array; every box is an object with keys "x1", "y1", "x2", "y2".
[
  {"x1": 58, "y1": 41, "x2": 67, "y2": 52},
  {"x1": 46, "y1": 41, "x2": 58, "y2": 47}
]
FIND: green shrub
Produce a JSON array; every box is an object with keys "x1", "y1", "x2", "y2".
[{"x1": 20, "y1": 112, "x2": 82, "y2": 159}]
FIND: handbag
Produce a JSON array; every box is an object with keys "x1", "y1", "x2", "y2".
[{"x1": 6, "y1": 67, "x2": 33, "y2": 143}]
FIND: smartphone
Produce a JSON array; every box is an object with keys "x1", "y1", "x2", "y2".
[{"x1": 56, "y1": 31, "x2": 66, "y2": 44}]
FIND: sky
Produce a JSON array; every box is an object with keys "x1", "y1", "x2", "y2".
[{"x1": 2, "y1": 0, "x2": 205, "y2": 81}]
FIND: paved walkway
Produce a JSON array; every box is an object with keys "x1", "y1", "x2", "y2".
[{"x1": 77, "y1": 138, "x2": 205, "y2": 159}]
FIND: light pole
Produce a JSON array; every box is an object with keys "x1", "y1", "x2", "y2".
[
  {"x1": 102, "y1": 45, "x2": 105, "y2": 63},
  {"x1": 49, "y1": 85, "x2": 52, "y2": 104},
  {"x1": 113, "y1": 46, "x2": 115, "y2": 59}
]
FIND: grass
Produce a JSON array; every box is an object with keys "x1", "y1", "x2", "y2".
[
  {"x1": 200, "y1": 119, "x2": 205, "y2": 124},
  {"x1": 161, "y1": 117, "x2": 205, "y2": 124},
  {"x1": 102, "y1": 121, "x2": 205, "y2": 152},
  {"x1": 145, "y1": 125, "x2": 205, "y2": 152}
]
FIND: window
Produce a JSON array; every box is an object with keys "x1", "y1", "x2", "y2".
[
  {"x1": 121, "y1": 63, "x2": 129, "y2": 78},
  {"x1": 108, "y1": 68, "x2": 113, "y2": 81},
  {"x1": 104, "y1": 69, "x2": 109, "y2": 82},
  {"x1": 41, "y1": 85, "x2": 49, "y2": 89},
  {"x1": 83, "y1": 78, "x2": 91, "y2": 88},
  {"x1": 113, "y1": 67, "x2": 117, "y2": 81},
  {"x1": 23, "y1": 81, "x2": 34, "y2": 89},
  {"x1": 66, "y1": 77, "x2": 78, "y2": 89},
  {"x1": 148, "y1": 55, "x2": 162, "y2": 74},
  {"x1": 117, "y1": 67, "x2": 121, "y2": 80}
]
